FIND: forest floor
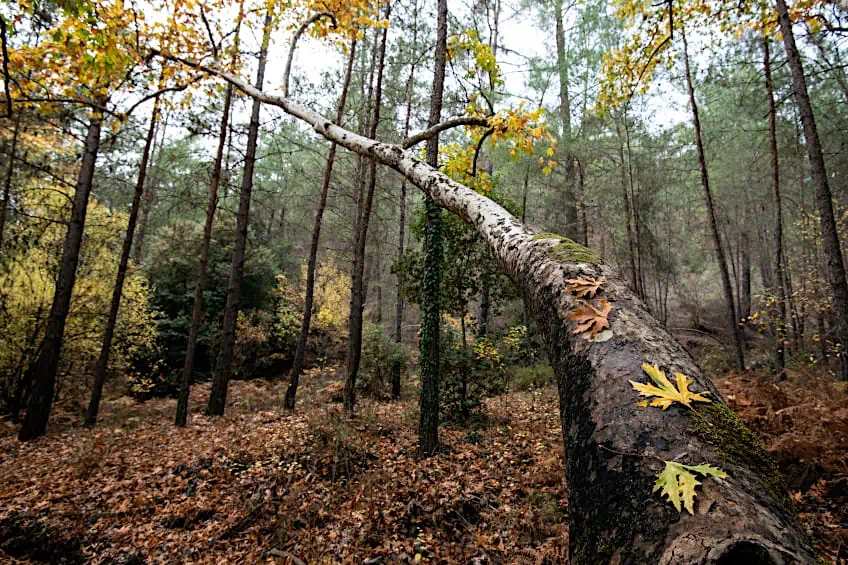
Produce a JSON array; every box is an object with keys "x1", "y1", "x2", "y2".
[{"x1": 0, "y1": 366, "x2": 846, "y2": 564}]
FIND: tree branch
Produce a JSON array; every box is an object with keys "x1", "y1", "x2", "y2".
[
  {"x1": 402, "y1": 116, "x2": 490, "y2": 149},
  {"x1": 283, "y1": 12, "x2": 337, "y2": 97}
]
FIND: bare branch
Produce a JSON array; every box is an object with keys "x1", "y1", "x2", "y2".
[
  {"x1": 283, "y1": 12, "x2": 337, "y2": 97},
  {"x1": 402, "y1": 116, "x2": 490, "y2": 149}
]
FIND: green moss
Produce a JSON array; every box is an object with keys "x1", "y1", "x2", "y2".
[
  {"x1": 531, "y1": 232, "x2": 564, "y2": 240},
  {"x1": 692, "y1": 403, "x2": 792, "y2": 512},
  {"x1": 531, "y1": 233, "x2": 601, "y2": 265}
]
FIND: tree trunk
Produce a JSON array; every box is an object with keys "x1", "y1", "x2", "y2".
[
  {"x1": 418, "y1": 0, "x2": 448, "y2": 457},
  {"x1": 763, "y1": 36, "x2": 787, "y2": 375},
  {"x1": 740, "y1": 231, "x2": 752, "y2": 322},
  {"x1": 0, "y1": 115, "x2": 19, "y2": 251},
  {"x1": 175, "y1": 91, "x2": 234, "y2": 425},
  {"x1": 85, "y1": 97, "x2": 161, "y2": 425},
  {"x1": 18, "y1": 106, "x2": 104, "y2": 441},
  {"x1": 554, "y1": 0, "x2": 579, "y2": 240},
  {"x1": 177, "y1": 16, "x2": 244, "y2": 426},
  {"x1": 206, "y1": 13, "x2": 272, "y2": 416},
  {"x1": 777, "y1": 0, "x2": 848, "y2": 381},
  {"x1": 285, "y1": 39, "x2": 357, "y2": 410},
  {"x1": 616, "y1": 120, "x2": 639, "y2": 292},
  {"x1": 193, "y1": 53, "x2": 819, "y2": 560},
  {"x1": 343, "y1": 4, "x2": 391, "y2": 414},
  {"x1": 682, "y1": 28, "x2": 745, "y2": 371},
  {"x1": 131, "y1": 114, "x2": 166, "y2": 266},
  {"x1": 477, "y1": 272, "x2": 490, "y2": 337}
]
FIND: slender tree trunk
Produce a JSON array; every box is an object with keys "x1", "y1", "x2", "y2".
[
  {"x1": 777, "y1": 0, "x2": 848, "y2": 380},
  {"x1": 392, "y1": 35, "x2": 418, "y2": 396},
  {"x1": 682, "y1": 28, "x2": 745, "y2": 371},
  {"x1": 132, "y1": 113, "x2": 166, "y2": 265},
  {"x1": 418, "y1": 0, "x2": 448, "y2": 457},
  {"x1": 763, "y1": 37, "x2": 787, "y2": 375},
  {"x1": 344, "y1": 3, "x2": 391, "y2": 414},
  {"x1": 85, "y1": 97, "x2": 161, "y2": 425},
  {"x1": 285, "y1": 39, "x2": 357, "y2": 410},
  {"x1": 18, "y1": 106, "x2": 104, "y2": 441},
  {"x1": 477, "y1": 272, "x2": 490, "y2": 337},
  {"x1": 740, "y1": 229, "x2": 752, "y2": 322},
  {"x1": 175, "y1": 85, "x2": 236, "y2": 425},
  {"x1": 0, "y1": 115, "x2": 19, "y2": 251},
  {"x1": 206, "y1": 13, "x2": 272, "y2": 416},
  {"x1": 177, "y1": 15, "x2": 245, "y2": 423},
  {"x1": 616, "y1": 120, "x2": 638, "y2": 292},
  {"x1": 195, "y1": 60, "x2": 818, "y2": 562},
  {"x1": 554, "y1": 0, "x2": 579, "y2": 239},
  {"x1": 521, "y1": 167, "x2": 532, "y2": 330}
]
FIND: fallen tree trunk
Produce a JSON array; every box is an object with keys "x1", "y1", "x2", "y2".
[{"x1": 162, "y1": 54, "x2": 816, "y2": 564}]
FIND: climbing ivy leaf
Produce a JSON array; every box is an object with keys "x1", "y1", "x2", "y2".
[
  {"x1": 565, "y1": 275, "x2": 607, "y2": 299},
  {"x1": 654, "y1": 460, "x2": 727, "y2": 514},
  {"x1": 630, "y1": 363, "x2": 711, "y2": 410}
]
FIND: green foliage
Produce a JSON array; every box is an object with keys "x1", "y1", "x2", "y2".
[
  {"x1": 358, "y1": 323, "x2": 408, "y2": 398},
  {"x1": 145, "y1": 217, "x2": 277, "y2": 381},
  {"x1": 440, "y1": 323, "x2": 507, "y2": 423},
  {"x1": 272, "y1": 274, "x2": 302, "y2": 354},
  {"x1": 510, "y1": 364, "x2": 554, "y2": 392}
]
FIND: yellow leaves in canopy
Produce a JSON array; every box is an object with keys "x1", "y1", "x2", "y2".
[
  {"x1": 630, "y1": 363, "x2": 711, "y2": 410},
  {"x1": 447, "y1": 29, "x2": 501, "y2": 87},
  {"x1": 0, "y1": 185, "x2": 159, "y2": 386}
]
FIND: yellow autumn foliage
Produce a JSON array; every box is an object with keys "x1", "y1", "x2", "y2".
[{"x1": 0, "y1": 182, "x2": 158, "y2": 401}]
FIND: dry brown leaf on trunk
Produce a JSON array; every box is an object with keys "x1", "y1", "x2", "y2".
[
  {"x1": 565, "y1": 275, "x2": 607, "y2": 299},
  {"x1": 568, "y1": 298, "x2": 613, "y2": 339}
]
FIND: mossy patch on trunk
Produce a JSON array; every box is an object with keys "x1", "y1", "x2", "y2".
[
  {"x1": 691, "y1": 402, "x2": 792, "y2": 512},
  {"x1": 531, "y1": 233, "x2": 601, "y2": 265}
]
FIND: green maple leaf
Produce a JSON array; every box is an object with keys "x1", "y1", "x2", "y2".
[
  {"x1": 653, "y1": 461, "x2": 727, "y2": 514},
  {"x1": 630, "y1": 363, "x2": 711, "y2": 410}
]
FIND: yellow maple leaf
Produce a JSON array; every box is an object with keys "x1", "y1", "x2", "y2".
[
  {"x1": 629, "y1": 363, "x2": 711, "y2": 410},
  {"x1": 568, "y1": 298, "x2": 612, "y2": 339},
  {"x1": 654, "y1": 461, "x2": 726, "y2": 514},
  {"x1": 565, "y1": 276, "x2": 607, "y2": 299}
]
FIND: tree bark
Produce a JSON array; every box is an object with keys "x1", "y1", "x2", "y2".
[
  {"x1": 682, "y1": 28, "x2": 745, "y2": 371},
  {"x1": 164, "y1": 53, "x2": 818, "y2": 563},
  {"x1": 344, "y1": 3, "x2": 391, "y2": 414},
  {"x1": 763, "y1": 37, "x2": 787, "y2": 376},
  {"x1": 418, "y1": 0, "x2": 448, "y2": 457},
  {"x1": 0, "y1": 114, "x2": 19, "y2": 251},
  {"x1": 777, "y1": 0, "x2": 848, "y2": 381},
  {"x1": 285, "y1": 39, "x2": 357, "y2": 410},
  {"x1": 85, "y1": 97, "x2": 161, "y2": 425},
  {"x1": 206, "y1": 13, "x2": 272, "y2": 416},
  {"x1": 18, "y1": 106, "x2": 104, "y2": 441}
]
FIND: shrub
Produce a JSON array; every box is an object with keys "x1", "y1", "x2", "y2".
[
  {"x1": 511, "y1": 363, "x2": 554, "y2": 391},
  {"x1": 440, "y1": 324, "x2": 507, "y2": 423},
  {"x1": 358, "y1": 323, "x2": 408, "y2": 398}
]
